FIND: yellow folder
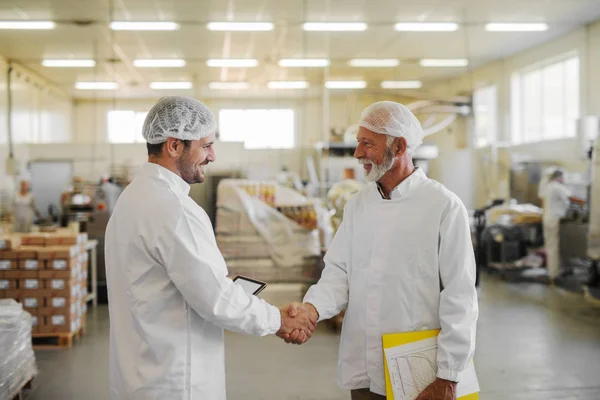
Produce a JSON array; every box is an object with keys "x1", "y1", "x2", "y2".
[{"x1": 382, "y1": 330, "x2": 479, "y2": 400}]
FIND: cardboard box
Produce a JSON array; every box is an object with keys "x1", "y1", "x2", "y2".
[
  {"x1": 0, "y1": 250, "x2": 19, "y2": 260},
  {"x1": 16, "y1": 247, "x2": 38, "y2": 260},
  {"x1": 21, "y1": 295, "x2": 44, "y2": 310},
  {"x1": 0, "y1": 260, "x2": 14, "y2": 270},
  {"x1": 44, "y1": 312, "x2": 78, "y2": 334},
  {"x1": 37, "y1": 307, "x2": 52, "y2": 317},
  {"x1": 0, "y1": 279, "x2": 17, "y2": 291},
  {"x1": 21, "y1": 234, "x2": 49, "y2": 246},
  {"x1": 47, "y1": 296, "x2": 78, "y2": 314},
  {"x1": 39, "y1": 268, "x2": 78, "y2": 280},
  {"x1": 19, "y1": 278, "x2": 42, "y2": 291},
  {"x1": 0, "y1": 289, "x2": 20, "y2": 300},
  {"x1": 0, "y1": 236, "x2": 21, "y2": 251},
  {"x1": 46, "y1": 235, "x2": 78, "y2": 247},
  {"x1": 16, "y1": 270, "x2": 38, "y2": 279},
  {"x1": 0, "y1": 270, "x2": 19, "y2": 279},
  {"x1": 19, "y1": 259, "x2": 41, "y2": 271},
  {"x1": 31, "y1": 315, "x2": 40, "y2": 334},
  {"x1": 37, "y1": 246, "x2": 79, "y2": 261},
  {"x1": 44, "y1": 278, "x2": 78, "y2": 298},
  {"x1": 45, "y1": 257, "x2": 78, "y2": 271}
]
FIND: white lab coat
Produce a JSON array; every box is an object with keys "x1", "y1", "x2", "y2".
[
  {"x1": 543, "y1": 181, "x2": 572, "y2": 278},
  {"x1": 13, "y1": 193, "x2": 36, "y2": 233},
  {"x1": 105, "y1": 163, "x2": 281, "y2": 400},
  {"x1": 304, "y1": 168, "x2": 478, "y2": 396}
]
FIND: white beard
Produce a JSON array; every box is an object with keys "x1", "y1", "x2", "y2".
[{"x1": 359, "y1": 148, "x2": 395, "y2": 182}]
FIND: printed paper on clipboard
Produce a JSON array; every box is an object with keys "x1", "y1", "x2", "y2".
[{"x1": 383, "y1": 335, "x2": 479, "y2": 400}]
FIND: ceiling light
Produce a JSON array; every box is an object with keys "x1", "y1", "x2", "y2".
[
  {"x1": 42, "y1": 59, "x2": 96, "y2": 67},
  {"x1": 208, "y1": 82, "x2": 250, "y2": 90},
  {"x1": 109, "y1": 21, "x2": 179, "y2": 31},
  {"x1": 0, "y1": 21, "x2": 55, "y2": 30},
  {"x1": 381, "y1": 80, "x2": 422, "y2": 89},
  {"x1": 150, "y1": 82, "x2": 193, "y2": 90},
  {"x1": 485, "y1": 23, "x2": 548, "y2": 32},
  {"x1": 207, "y1": 22, "x2": 274, "y2": 31},
  {"x1": 325, "y1": 81, "x2": 367, "y2": 89},
  {"x1": 133, "y1": 59, "x2": 186, "y2": 67},
  {"x1": 75, "y1": 82, "x2": 118, "y2": 90},
  {"x1": 419, "y1": 58, "x2": 469, "y2": 67},
  {"x1": 302, "y1": 22, "x2": 367, "y2": 31},
  {"x1": 349, "y1": 59, "x2": 399, "y2": 67},
  {"x1": 278, "y1": 59, "x2": 329, "y2": 67},
  {"x1": 394, "y1": 22, "x2": 458, "y2": 32},
  {"x1": 268, "y1": 81, "x2": 309, "y2": 89},
  {"x1": 207, "y1": 59, "x2": 258, "y2": 67}
]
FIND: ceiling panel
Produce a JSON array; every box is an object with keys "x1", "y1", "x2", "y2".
[{"x1": 1, "y1": 0, "x2": 600, "y2": 98}]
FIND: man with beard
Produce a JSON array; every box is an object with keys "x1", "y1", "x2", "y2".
[
  {"x1": 105, "y1": 96, "x2": 316, "y2": 399},
  {"x1": 282, "y1": 101, "x2": 478, "y2": 400}
]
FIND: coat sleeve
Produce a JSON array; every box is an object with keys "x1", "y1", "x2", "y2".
[
  {"x1": 162, "y1": 210, "x2": 281, "y2": 336},
  {"x1": 303, "y1": 204, "x2": 351, "y2": 321},
  {"x1": 436, "y1": 198, "x2": 479, "y2": 382}
]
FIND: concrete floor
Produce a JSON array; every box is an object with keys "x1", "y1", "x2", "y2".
[{"x1": 27, "y1": 276, "x2": 600, "y2": 400}]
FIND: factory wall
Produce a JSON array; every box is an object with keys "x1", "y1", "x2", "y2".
[{"x1": 426, "y1": 21, "x2": 600, "y2": 209}]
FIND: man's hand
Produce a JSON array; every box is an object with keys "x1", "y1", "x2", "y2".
[
  {"x1": 277, "y1": 302, "x2": 319, "y2": 345},
  {"x1": 276, "y1": 302, "x2": 317, "y2": 344},
  {"x1": 415, "y1": 379, "x2": 457, "y2": 400}
]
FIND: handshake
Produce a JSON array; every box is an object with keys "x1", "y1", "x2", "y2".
[{"x1": 276, "y1": 302, "x2": 319, "y2": 345}]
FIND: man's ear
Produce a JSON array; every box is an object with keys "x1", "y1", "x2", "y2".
[
  {"x1": 395, "y1": 137, "x2": 408, "y2": 156},
  {"x1": 164, "y1": 138, "x2": 185, "y2": 158}
]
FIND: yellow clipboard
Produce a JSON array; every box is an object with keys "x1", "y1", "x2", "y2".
[{"x1": 382, "y1": 330, "x2": 479, "y2": 400}]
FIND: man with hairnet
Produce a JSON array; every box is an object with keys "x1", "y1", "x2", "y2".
[
  {"x1": 282, "y1": 101, "x2": 478, "y2": 400},
  {"x1": 105, "y1": 96, "x2": 316, "y2": 400}
]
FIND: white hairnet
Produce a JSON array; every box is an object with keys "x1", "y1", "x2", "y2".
[
  {"x1": 142, "y1": 96, "x2": 217, "y2": 144},
  {"x1": 359, "y1": 101, "x2": 424, "y2": 149}
]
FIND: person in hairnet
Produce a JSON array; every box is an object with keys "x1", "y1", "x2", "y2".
[
  {"x1": 282, "y1": 101, "x2": 478, "y2": 400},
  {"x1": 105, "y1": 96, "x2": 316, "y2": 400},
  {"x1": 12, "y1": 179, "x2": 40, "y2": 233},
  {"x1": 543, "y1": 169, "x2": 586, "y2": 281}
]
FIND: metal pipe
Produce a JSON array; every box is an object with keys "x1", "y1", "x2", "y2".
[{"x1": 7, "y1": 64, "x2": 13, "y2": 159}]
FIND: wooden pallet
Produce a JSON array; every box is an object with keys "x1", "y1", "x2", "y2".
[
  {"x1": 32, "y1": 326, "x2": 85, "y2": 350},
  {"x1": 10, "y1": 377, "x2": 33, "y2": 400}
]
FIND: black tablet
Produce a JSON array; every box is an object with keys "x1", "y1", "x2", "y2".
[{"x1": 233, "y1": 275, "x2": 267, "y2": 296}]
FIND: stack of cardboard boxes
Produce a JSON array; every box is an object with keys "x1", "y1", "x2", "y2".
[{"x1": 0, "y1": 232, "x2": 89, "y2": 335}]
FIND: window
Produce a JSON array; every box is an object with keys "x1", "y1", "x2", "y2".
[
  {"x1": 511, "y1": 55, "x2": 579, "y2": 144},
  {"x1": 107, "y1": 110, "x2": 148, "y2": 143},
  {"x1": 218, "y1": 109, "x2": 295, "y2": 149},
  {"x1": 473, "y1": 85, "x2": 498, "y2": 147}
]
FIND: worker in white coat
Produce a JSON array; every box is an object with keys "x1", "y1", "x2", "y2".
[
  {"x1": 12, "y1": 179, "x2": 40, "y2": 233},
  {"x1": 543, "y1": 169, "x2": 586, "y2": 280},
  {"x1": 105, "y1": 96, "x2": 316, "y2": 400},
  {"x1": 282, "y1": 102, "x2": 478, "y2": 400}
]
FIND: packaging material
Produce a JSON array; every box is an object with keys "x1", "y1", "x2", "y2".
[
  {"x1": 37, "y1": 246, "x2": 79, "y2": 261},
  {"x1": 486, "y1": 203, "x2": 543, "y2": 226},
  {"x1": 45, "y1": 235, "x2": 78, "y2": 247},
  {"x1": 19, "y1": 279, "x2": 42, "y2": 291},
  {"x1": 0, "y1": 251, "x2": 18, "y2": 260},
  {"x1": 18, "y1": 259, "x2": 40, "y2": 271},
  {"x1": 0, "y1": 236, "x2": 21, "y2": 251},
  {"x1": 0, "y1": 299, "x2": 37, "y2": 399},
  {"x1": 0, "y1": 260, "x2": 14, "y2": 271},
  {"x1": 216, "y1": 180, "x2": 320, "y2": 267}
]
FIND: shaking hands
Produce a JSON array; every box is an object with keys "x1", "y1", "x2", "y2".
[{"x1": 276, "y1": 302, "x2": 319, "y2": 345}]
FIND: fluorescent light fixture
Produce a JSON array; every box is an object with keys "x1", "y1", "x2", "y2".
[
  {"x1": 278, "y1": 59, "x2": 329, "y2": 67},
  {"x1": 485, "y1": 22, "x2": 548, "y2": 32},
  {"x1": 109, "y1": 21, "x2": 179, "y2": 31},
  {"x1": 0, "y1": 21, "x2": 55, "y2": 30},
  {"x1": 349, "y1": 59, "x2": 399, "y2": 67},
  {"x1": 206, "y1": 59, "x2": 258, "y2": 68},
  {"x1": 42, "y1": 59, "x2": 96, "y2": 67},
  {"x1": 419, "y1": 58, "x2": 468, "y2": 67},
  {"x1": 394, "y1": 22, "x2": 458, "y2": 32},
  {"x1": 381, "y1": 80, "x2": 422, "y2": 89},
  {"x1": 75, "y1": 82, "x2": 118, "y2": 90},
  {"x1": 150, "y1": 81, "x2": 193, "y2": 90},
  {"x1": 208, "y1": 82, "x2": 250, "y2": 90},
  {"x1": 268, "y1": 81, "x2": 309, "y2": 89},
  {"x1": 303, "y1": 22, "x2": 367, "y2": 31},
  {"x1": 133, "y1": 59, "x2": 186, "y2": 67},
  {"x1": 325, "y1": 80, "x2": 367, "y2": 89},
  {"x1": 207, "y1": 22, "x2": 274, "y2": 31}
]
